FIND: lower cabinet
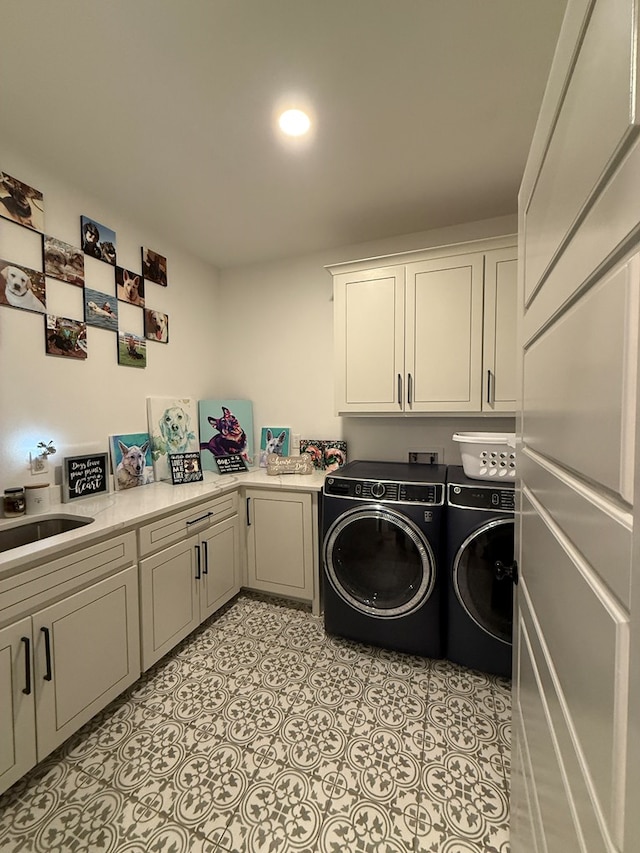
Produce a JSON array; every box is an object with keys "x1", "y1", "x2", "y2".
[
  {"x1": 139, "y1": 513, "x2": 241, "y2": 670},
  {"x1": 245, "y1": 489, "x2": 315, "y2": 602},
  {"x1": 0, "y1": 564, "x2": 140, "y2": 795}
]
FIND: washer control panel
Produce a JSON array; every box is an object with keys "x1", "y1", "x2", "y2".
[
  {"x1": 448, "y1": 483, "x2": 515, "y2": 513},
  {"x1": 324, "y1": 477, "x2": 444, "y2": 506}
]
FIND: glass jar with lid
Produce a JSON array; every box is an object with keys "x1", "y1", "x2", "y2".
[{"x1": 3, "y1": 487, "x2": 26, "y2": 517}]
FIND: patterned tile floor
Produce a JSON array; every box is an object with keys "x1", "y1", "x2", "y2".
[{"x1": 0, "y1": 592, "x2": 511, "y2": 852}]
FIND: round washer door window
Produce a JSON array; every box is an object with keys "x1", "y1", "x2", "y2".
[
  {"x1": 324, "y1": 505, "x2": 435, "y2": 618},
  {"x1": 453, "y1": 518, "x2": 514, "y2": 644}
]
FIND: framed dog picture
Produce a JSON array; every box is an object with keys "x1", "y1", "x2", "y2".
[
  {"x1": 0, "y1": 259, "x2": 46, "y2": 313},
  {"x1": 142, "y1": 247, "x2": 167, "y2": 286},
  {"x1": 117, "y1": 331, "x2": 146, "y2": 368},
  {"x1": 43, "y1": 235, "x2": 84, "y2": 286},
  {"x1": 62, "y1": 453, "x2": 110, "y2": 502},
  {"x1": 109, "y1": 432, "x2": 154, "y2": 491},
  {"x1": 169, "y1": 452, "x2": 203, "y2": 484},
  {"x1": 45, "y1": 315, "x2": 88, "y2": 360},
  {"x1": 144, "y1": 308, "x2": 169, "y2": 343},
  {"x1": 0, "y1": 171, "x2": 44, "y2": 231},
  {"x1": 84, "y1": 287, "x2": 118, "y2": 332},
  {"x1": 198, "y1": 399, "x2": 254, "y2": 472},
  {"x1": 147, "y1": 397, "x2": 200, "y2": 481},
  {"x1": 81, "y1": 215, "x2": 117, "y2": 265},
  {"x1": 116, "y1": 266, "x2": 145, "y2": 307}
]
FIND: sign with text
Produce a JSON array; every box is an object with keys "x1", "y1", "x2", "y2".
[
  {"x1": 170, "y1": 452, "x2": 204, "y2": 484},
  {"x1": 62, "y1": 453, "x2": 110, "y2": 502},
  {"x1": 214, "y1": 453, "x2": 248, "y2": 475}
]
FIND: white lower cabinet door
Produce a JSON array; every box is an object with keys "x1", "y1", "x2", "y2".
[
  {"x1": 139, "y1": 536, "x2": 200, "y2": 670},
  {"x1": 200, "y1": 515, "x2": 241, "y2": 621},
  {"x1": 0, "y1": 618, "x2": 36, "y2": 795},
  {"x1": 245, "y1": 489, "x2": 314, "y2": 600},
  {"x1": 33, "y1": 565, "x2": 140, "y2": 761}
]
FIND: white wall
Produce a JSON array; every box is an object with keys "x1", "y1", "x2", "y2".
[
  {"x1": 218, "y1": 214, "x2": 517, "y2": 464},
  {"x1": 0, "y1": 147, "x2": 220, "y2": 489}
]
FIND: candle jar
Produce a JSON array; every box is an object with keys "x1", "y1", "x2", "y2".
[{"x1": 3, "y1": 487, "x2": 26, "y2": 517}]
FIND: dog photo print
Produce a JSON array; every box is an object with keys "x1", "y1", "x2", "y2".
[
  {"x1": 147, "y1": 397, "x2": 200, "y2": 481},
  {"x1": 116, "y1": 266, "x2": 145, "y2": 307},
  {"x1": 259, "y1": 427, "x2": 290, "y2": 467},
  {"x1": 0, "y1": 259, "x2": 46, "y2": 313},
  {"x1": 45, "y1": 315, "x2": 88, "y2": 360},
  {"x1": 80, "y1": 215, "x2": 117, "y2": 265},
  {"x1": 0, "y1": 171, "x2": 44, "y2": 231},
  {"x1": 118, "y1": 331, "x2": 146, "y2": 368},
  {"x1": 84, "y1": 287, "x2": 118, "y2": 332},
  {"x1": 109, "y1": 432, "x2": 154, "y2": 491},
  {"x1": 142, "y1": 247, "x2": 167, "y2": 287},
  {"x1": 199, "y1": 399, "x2": 254, "y2": 470},
  {"x1": 144, "y1": 308, "x2": 169, "y2": 343},
  {"x1": 43, "y1": 236, "x2": 84, "y2": 286}
]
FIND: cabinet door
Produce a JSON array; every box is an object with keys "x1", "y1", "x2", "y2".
[
  {"x1": 0, "y1": 618, "x2": 36, "y2": 795},
  {"x1": 483, "y1": 247, "x2": 517, "y2": 411},
  {"x1": 333, "y1": 266, "x2": 406, "y2": 413},
  {"x1": 33, "y1": 565, "x2": 140, "y2": 761},
  {"x1": 405, "y1": 252, "x2": 485, "y2": 411},
  {"x1": 245, "y1": 490, "x2": 314, "y2": 601},
  {"x1": 200, "y1": 515, "x2": 241, "y2": 621},
  {"x1": 139, "y1": 537, "x2": 200, "y2": 670}
]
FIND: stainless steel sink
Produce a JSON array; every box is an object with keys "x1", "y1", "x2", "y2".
[{"x1": 0, "y1": 515, "x2": 94, "y2": 552}]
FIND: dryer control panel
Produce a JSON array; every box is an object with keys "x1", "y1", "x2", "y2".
[
  {"x1": 448, "y1": 483, "x2": 515, "y2": 513},
  {"x1": 324, "y1": 477, "x2": 444, "y2": 506}
]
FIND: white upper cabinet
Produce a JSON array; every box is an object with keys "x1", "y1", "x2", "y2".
[{"x1": 329, "y1": 236, "x2": 517, "y2": 415}]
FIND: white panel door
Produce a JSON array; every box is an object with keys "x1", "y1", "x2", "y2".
[
  {"x1": 0, "y1": 618, "x2": 36, "y2": 796},
  {"x1": 405, "y1": 253, "x2": 484, "y2": 411},
  {"x1": 514, "y1": 1, "x2": 640, "y2": 850},
  {"x1": 333, "y1": 266, "x2": 405, "y2": 413}
]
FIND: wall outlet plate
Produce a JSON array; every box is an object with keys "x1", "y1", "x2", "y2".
[
  {"x1": 30, "y1": 452, "x2": 49, "y2": 474},
  {"x1": 408, "y1": 449, "x2": 443, "y2": 465}
]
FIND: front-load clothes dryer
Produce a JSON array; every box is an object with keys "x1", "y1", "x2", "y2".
[
  {"x1": 322, "y1": 460, "x2": 446, "y2": 658},
  {"x1": 445, "y1": 466, "x2": 517, "y2": 677}
]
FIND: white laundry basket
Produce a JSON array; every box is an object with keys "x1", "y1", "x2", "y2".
[{"x1": 452, "y1": 432, "x2": 516, "y2": 480}]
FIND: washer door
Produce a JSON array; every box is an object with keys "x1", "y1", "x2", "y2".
[
  {"x1": 453, "y1": 518, "x2": 514, "y2": 644},
  {"x1": 324, "y1": 504, "x2": 436, "y2": 618}
]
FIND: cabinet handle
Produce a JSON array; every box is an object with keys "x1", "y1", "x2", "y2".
[
  {"x1": 187, "y1": 512, "x2": 212, "y2": 527},
  {"x1": 202, "y1": 540, "x2": 209, "y2": 575},
  {"x1": 407, "y1": 373, "x2": 413, "y2": 406},
  {"x1": 21, "y1": 636, "x2": 31, "y2": 695},
  {"x1": 41, "y1": 627, "x2": 52, "y2": 682},
  {"x1": 246, "y1": 497, "x2": 251, "y2": 526},
  {"x1": 397, "y1": 374, "x2": 402, "y2": 407},
  {"x1": 195, "y1": 544, "x2": 201, "y2": 580},
  {"x1": 486, "y1": 369, "x2": 493, "y2": 405}
]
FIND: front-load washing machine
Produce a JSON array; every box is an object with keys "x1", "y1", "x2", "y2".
[
  {"x1": 445, "y1": 465, "x2": 517, "y2": 677},
  {"x1": 322, "y1": 460, "x2": 446, "y2": 657}
]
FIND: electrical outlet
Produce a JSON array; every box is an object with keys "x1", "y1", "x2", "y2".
[
  {"x1": 30, "y1": 452, "x2": 49, "y2": 475},
  {"x1": 408, "y1": 449, "x2": 442, "y2": 465}
]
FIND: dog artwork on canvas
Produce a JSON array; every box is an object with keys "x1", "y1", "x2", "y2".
[
  {"x1": 115, "y1": 440, "x2": 154, "y2": 489},
  {"x1": 201, "y1": 407, "x2": 250, "y2": 462},
  {"x1": 259, "y1": 429, "x2": 287, "y2": 467}
]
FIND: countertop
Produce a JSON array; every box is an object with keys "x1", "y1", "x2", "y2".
[{"x1": 0, "y1": 467, "x2": 327, "y2": 576}]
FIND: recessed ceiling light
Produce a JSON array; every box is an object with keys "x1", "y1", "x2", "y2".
[{"x1": 278, "y1": 109, "x2": 311, "y2": 137}]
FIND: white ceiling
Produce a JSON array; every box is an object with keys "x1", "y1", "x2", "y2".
[{"x1": 0, "y1": 0, "x2": 566, "y2": 269}]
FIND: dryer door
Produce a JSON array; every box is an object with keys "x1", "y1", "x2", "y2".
[
  {"x1": 324, "y1": 504, "x2": 436, "y2": 618},
  {"x1": 453, "y1": 518, "x2": 514, "y2": 644}
]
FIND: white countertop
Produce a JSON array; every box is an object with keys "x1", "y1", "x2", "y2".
[{"x1": 0, "y1": 467, "x2": 326, "y2": 576}]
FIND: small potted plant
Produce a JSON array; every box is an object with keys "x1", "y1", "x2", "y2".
[{"x1": 26, "y1": 440, "x2": 57, "y2": 514}]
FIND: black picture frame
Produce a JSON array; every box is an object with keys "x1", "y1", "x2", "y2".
[
  {"x1": 169, "y1": 452, "x2": 204, "y2": 484},
  {"x1": 62, "y1": 452, "x2": 110, "y2": 502}
]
